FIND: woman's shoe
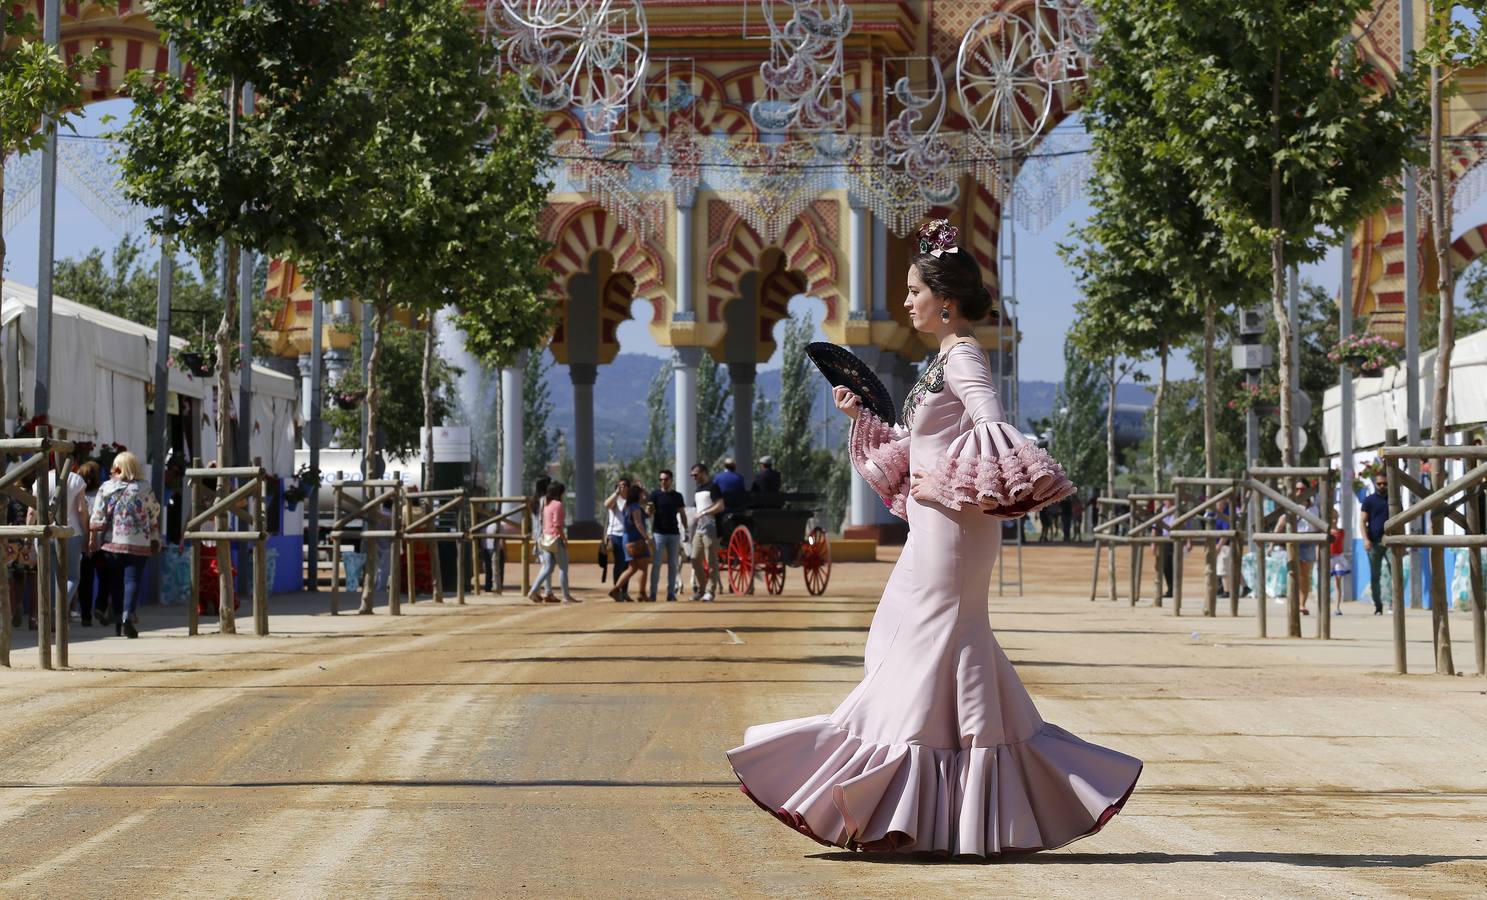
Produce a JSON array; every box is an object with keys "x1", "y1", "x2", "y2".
[
  {"x1": 608, "y1": 587, "x2": 623, "y2": 601},
  {"x1": 528, "y1": 591, "x2": 544, "y2": 604},
  {"x1": 561, "y1": 595, "x2": 581, "y2": 604},
  {"x1": 81, "y1": 618, "x2": 93, "y2": 627},
  {"x1": 543, "y1": 594, "x2": 561, "y2": 603},
  {"x1": 123, "y1": 620, "x2": 139, "y2": 639},
  {"x1": 1301, "y1": 608, "x2": 1310, "y2": 615}
]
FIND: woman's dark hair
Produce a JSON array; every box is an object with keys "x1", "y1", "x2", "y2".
[
  {"x1": 545, "y1": 481, "x2": 565, "y2": 502},
  {"x1": 910, "y1": 249, "x2": 994, "y2": 322},
  {"x1": 626, "y1": 483, "x2": 644, "y2": 504}
]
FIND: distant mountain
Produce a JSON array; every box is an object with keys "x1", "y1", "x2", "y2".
[{"x1": 533, "y1": 361, "x2": 1153, "y2": 459}]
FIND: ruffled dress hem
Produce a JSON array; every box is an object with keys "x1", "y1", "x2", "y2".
[{"x1": 726, "y1": 717, "x2": 1143, "y2": 857}]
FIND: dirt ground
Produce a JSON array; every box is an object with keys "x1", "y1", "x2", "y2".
[{"x1": 1, "y1": 543, "x2": 1485, "y2": 899}]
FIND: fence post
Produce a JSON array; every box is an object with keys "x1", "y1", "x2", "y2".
[
  {"x1": 1385, "y1": 429, "x2": 1406, "y2": 674},
  {"x1": 36, "y1": 430, "x2": 53, "y2": 671},
  {"x1": 1318, "y1": 471, "x2": 1331, "y2": 641},
  {"x1": 1229, "y1": 480, "x2": 1243, "y2": 617},
  {"x1": 1088, "y1": 539, "x2": 1102, "y2": 602},
  {"x1": 188, "y1": 457, "x2": 201, "y2": 636},
  {"x1": 252, "y1": 457, "x2": 268, "y2": 637},
  {"x1": 456, "y1": 496, "x2": 467, "y2": 606},
  {"x1": 388, "y1": 488, "x2": 402, "y2": 616},
  {"x1": 329, "y1": 485, "x2": 341, "y2": 616},
  {"x1": 1252, "y1": 461, "x2": 1267, "y2": 638},
  {"x1": 404, "y1": 492, "x2": 417, "y2": 605},
  {"x1": 53, "y1": 454, "x2": 70, "y2": 669}
]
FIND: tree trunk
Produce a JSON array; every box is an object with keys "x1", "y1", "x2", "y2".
[
  {"x1": 1202, "y1": 297, "x2": 1217, "y2": 479},
  {"x1": 422, "y1": 312, "x2": 443, "y2": 603},
  {"x1": 214, "y1": 244, "x2": 239, "y2": 634},
  {"x1": 1106, "y1": 358, "x2": 1118, "y2": 602},
  {"x1": 1271, "y1": 46, "x2": 1299, "y2": 638},
  {"x1": 358, "y1": 299, "x2": 389, "y2": 614},
  {"x1": 1429, "y1": 52, "x2": 1456, "y2": 675},
  {"x1": 1152, "y1": 341, "x2": 1168, "y2": 491}
]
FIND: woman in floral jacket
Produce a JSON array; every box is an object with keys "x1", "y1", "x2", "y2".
[{"x1": 89, "y1": 451, "x2": 161, "y2": 638}]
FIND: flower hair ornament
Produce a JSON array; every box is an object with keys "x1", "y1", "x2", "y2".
[{"x1": 918, "y1": 218, "x2": 960, "y2": 257}]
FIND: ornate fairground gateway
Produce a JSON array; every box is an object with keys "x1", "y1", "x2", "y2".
[{"x1": 10, "y1": 1, "x2": 1482, "y2": 540}]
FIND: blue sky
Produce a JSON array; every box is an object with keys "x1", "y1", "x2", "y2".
[{"x1": 8, "y1": 99, "x2": 1487, "y2": 384}]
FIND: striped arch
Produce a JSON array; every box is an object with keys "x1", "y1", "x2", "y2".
[
  {"x1": 544, "y1": 202, "x2": 665, "y2": 364},
  {"x1": 1450, "y1": 222, "x2": 1487, "y2": 273}
]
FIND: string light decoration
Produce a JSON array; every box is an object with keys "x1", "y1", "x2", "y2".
[
  {"x1": 4, "y1": 138, "x2": 147, "y2": 237},
  {"x1": 748, "y1": 0, "x2": 853, "y2": 134},
  {"x1": 488, "y1": 0, "x2": 649, "y2": 135}
]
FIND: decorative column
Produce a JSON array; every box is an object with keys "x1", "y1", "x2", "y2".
[
  {"x1": 872, "y1": 218, "x2": 889, "y2": 319},
  {"x1": 501, "y1": 354, "x2": 526, "y2": 509},
  {"x1": 728, "y1": 362, "x2": 756, "y2": 478},
  {"x1": 570, "y1": 363, "x2": 598, "y2": 534},
  {"x1": 845, "y1": 200, "x2": 877, "y2": 531},
  {"x1": 674, "y1": 348, "x2": 701, "y2": 478}
]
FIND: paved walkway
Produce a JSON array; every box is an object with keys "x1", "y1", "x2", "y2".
[{"x1": 1, "y1": 546, "x2": 1484, "y2": 898}]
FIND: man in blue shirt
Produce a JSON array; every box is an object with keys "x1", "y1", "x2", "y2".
[
  {"x1": 1359, "y1": 472, "x2": 1391, "y2": 615},
  {"x1": 714, "y1": 457, "x2": 746, "y2": 510}
]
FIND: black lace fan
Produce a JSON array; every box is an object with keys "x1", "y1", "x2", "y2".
[{"x1": 805, "y1": 342, "x2": 897, "y2": 426}]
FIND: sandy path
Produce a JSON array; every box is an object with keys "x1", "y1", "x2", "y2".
[{"x1": 1, "y1": 545, "x2": 1484, "y2": 898}]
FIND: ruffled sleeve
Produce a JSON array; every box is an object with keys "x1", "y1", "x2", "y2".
[
  {"x1": 848, "y1": 410, "x2": 910, "y2": 519},
  {"x1": 919, "y1": 344, "x2": 1076, "y2": 518}
]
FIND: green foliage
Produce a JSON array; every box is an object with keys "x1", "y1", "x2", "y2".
[
  {"x1": 696, "y1": 353, "x2": 732, "y2": 469},
  {"x1": 1420, "y1": 260, "x2": 1487, "y2": 350},
  {"x1": 1048, "y1": 337, "x2": 1108, "y2": 495},
  {"x1": 324, "y1": 319, "x2": 459, "y2": 460},
  {"x1": 1421, "y1": 1, "x2": 1487, "y2": 71},
  {"x1": 50, "y1": 234, "x2": 276, "y2": 361},
  {"x1": 522, "y1": 349, "x2": 557, "y2": 487},
  {"x1": 640, "y1": 363, "x2": 673, "y2": 474}
]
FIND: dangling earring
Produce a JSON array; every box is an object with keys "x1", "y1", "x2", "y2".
[{"x1": 939, "y1": 306, "x2": 951, "y2": 323}]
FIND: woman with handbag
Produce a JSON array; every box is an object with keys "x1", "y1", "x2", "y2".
[
  {"x1": 609, "y1": 484, "x2": 652, "y2": 602},
  {"x1": 88, "y1": 452, "x2": 162, "y2": 638},
  {"x1": 529, "y1": 482, "x2": 577, "y2": 604}
]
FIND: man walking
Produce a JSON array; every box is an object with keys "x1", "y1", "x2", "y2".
[
  {"x1": 690, "y1": 463, "x2": 724, "y2": 602},
  {"x1": 649, "y1": 470, "x2": 688, "y2": 602},
  {"x1": 1360, "y1": 471, "x2": 1390, "y2": 615}
]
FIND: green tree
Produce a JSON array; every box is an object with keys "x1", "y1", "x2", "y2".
[
  {"x1": 696, "y1": 353, "x2": 732, "y2": 469},
  {"x1": 639, "y1": 363, "x2": 673, "y2": 477},
  {"x1": 1048, "y1": 336, "x2": 1107, "y2": 496},
  {"x1": 324, "y1": 318, "x2": 459, "y2": 459},
  {"x1": 114, "y1": 0, "x2": 367, "y2": 631},
  {"x1": 1134, "y1": 0, "x2": 1424, "y2": 478},
  {"x1": 522, "y1": 349, "x2": 556, "y2": 489}
]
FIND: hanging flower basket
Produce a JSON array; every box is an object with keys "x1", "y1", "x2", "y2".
[
  {"x1": 332, "y1": 390, "x2": 364, "y2": 410},
  {"x1": 1328, "y1": 334, "x2": 1400, "y2": 377},
  {"x1": 1227, "y1": 381, "x2": 1280, "y2": 416},
  {"x1": 177, "y1": 351, "x2": 215, "y2": 378}
]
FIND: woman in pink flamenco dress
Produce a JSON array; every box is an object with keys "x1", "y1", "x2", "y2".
[{"x1": 727, "y1": 220, "x2": 1142, "y2": 857}]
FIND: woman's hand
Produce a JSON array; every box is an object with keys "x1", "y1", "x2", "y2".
[
  {"x1": 832, "y1": 385, "x2": 862, "y2": 421},
  {"x1": 909, "y1": 469, "x2": 933, "y2": 503}
]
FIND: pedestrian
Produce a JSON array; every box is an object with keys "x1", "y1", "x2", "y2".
[
  {"x1": 1292, "y1": 479, "x2": 1318, "y2": 616},
  {"x1": 1215, "y1": 500, "x2": 1233, "y2": 600},
  {"x1": 1059, "y1": 495, "x2": 1073, "y2": 542},
  {"x1": 529, "y1": 476, "x2": 555, "y2": 602},
  {"x1": 529, "y1": 482, "x2": 577, "y2": 604},
  {"x1": 76, "y1": 461, "x2": 103, "y2": 625},
  {"x1": 1360, "y1": 470, "x2": 1389, "y2": 614},
  {"x1": 690, "y1": 463, "x2": 724, "y2": 602},
  {"x1": 751, "y1": 455, "x2": 782, "y2": 493},
  {"x1": 649, "y1": 469, "x2": 688, "y2": 602},
  {"x1": 1038, "y1": 504, "x2": 1054, "y2": 542},
  {"x1": 603, "y1": 476, "x2": 631, "y2": 597},
  {"x1": 610, "y1": 484, "x2": 652, "y2": 602},
  {"x1": 88, "y1": 451, "x2": 162, "y2": 639},
  {"x1": 715, "y1": 457, "x2": 745, "y2": 509},
  {"x1": 45, "y1": 456, "x2": 89, "y2": 622},
  {"x1": 1328, "y1": 506, "x2": 1349, "y2": 616},
  {"x1": 480, "y1": 518, "x2": 498, "y2": 593},
  {"x1": 1158, "y1": 498, "x2": 1176, "y2": 597}
]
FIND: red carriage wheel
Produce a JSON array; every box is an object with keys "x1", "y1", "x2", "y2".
[
  {"x1": 801, "y1": 526, "x2": 832, "y2": 596},
  {"x1": 727, "y1": 526, "x2": 756, "y2": 595},
  {"x1": 761, "y1": 544, "x2": 786, "y2": 595}
]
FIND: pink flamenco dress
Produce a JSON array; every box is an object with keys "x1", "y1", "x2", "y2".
[{"x1": 727, "y1": 342, "x2": 1141, "y2": 856}]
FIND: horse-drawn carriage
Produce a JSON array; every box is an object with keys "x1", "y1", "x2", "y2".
[{"x1": 713, "y1": 491, "x2": 832, "y2": 596}]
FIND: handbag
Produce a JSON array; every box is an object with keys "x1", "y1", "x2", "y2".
[
  {"x1": 539, "y1": 533, "x2": 561, "y2": 552},
  {"x1": 625, "y1": 540, "x2": 650, "y2": 559}
]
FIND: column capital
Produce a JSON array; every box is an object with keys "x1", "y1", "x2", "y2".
[
  {"x1": 727, "y1": 361, "x2": 757, "y2": 385},
  {"x1": 674, "y1": 346, "x2": 705, "y2": 367},
  {"x1": 568, "y1": 362, "x2": 598, "y2": 386}
]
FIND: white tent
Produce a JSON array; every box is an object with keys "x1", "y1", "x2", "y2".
[
  {"x1": 1, "y1": 280, "x2": 298, "y2": 477},
  {"x1": 1323, "y1": 325, "x2": 1487, "y2": 454}
]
